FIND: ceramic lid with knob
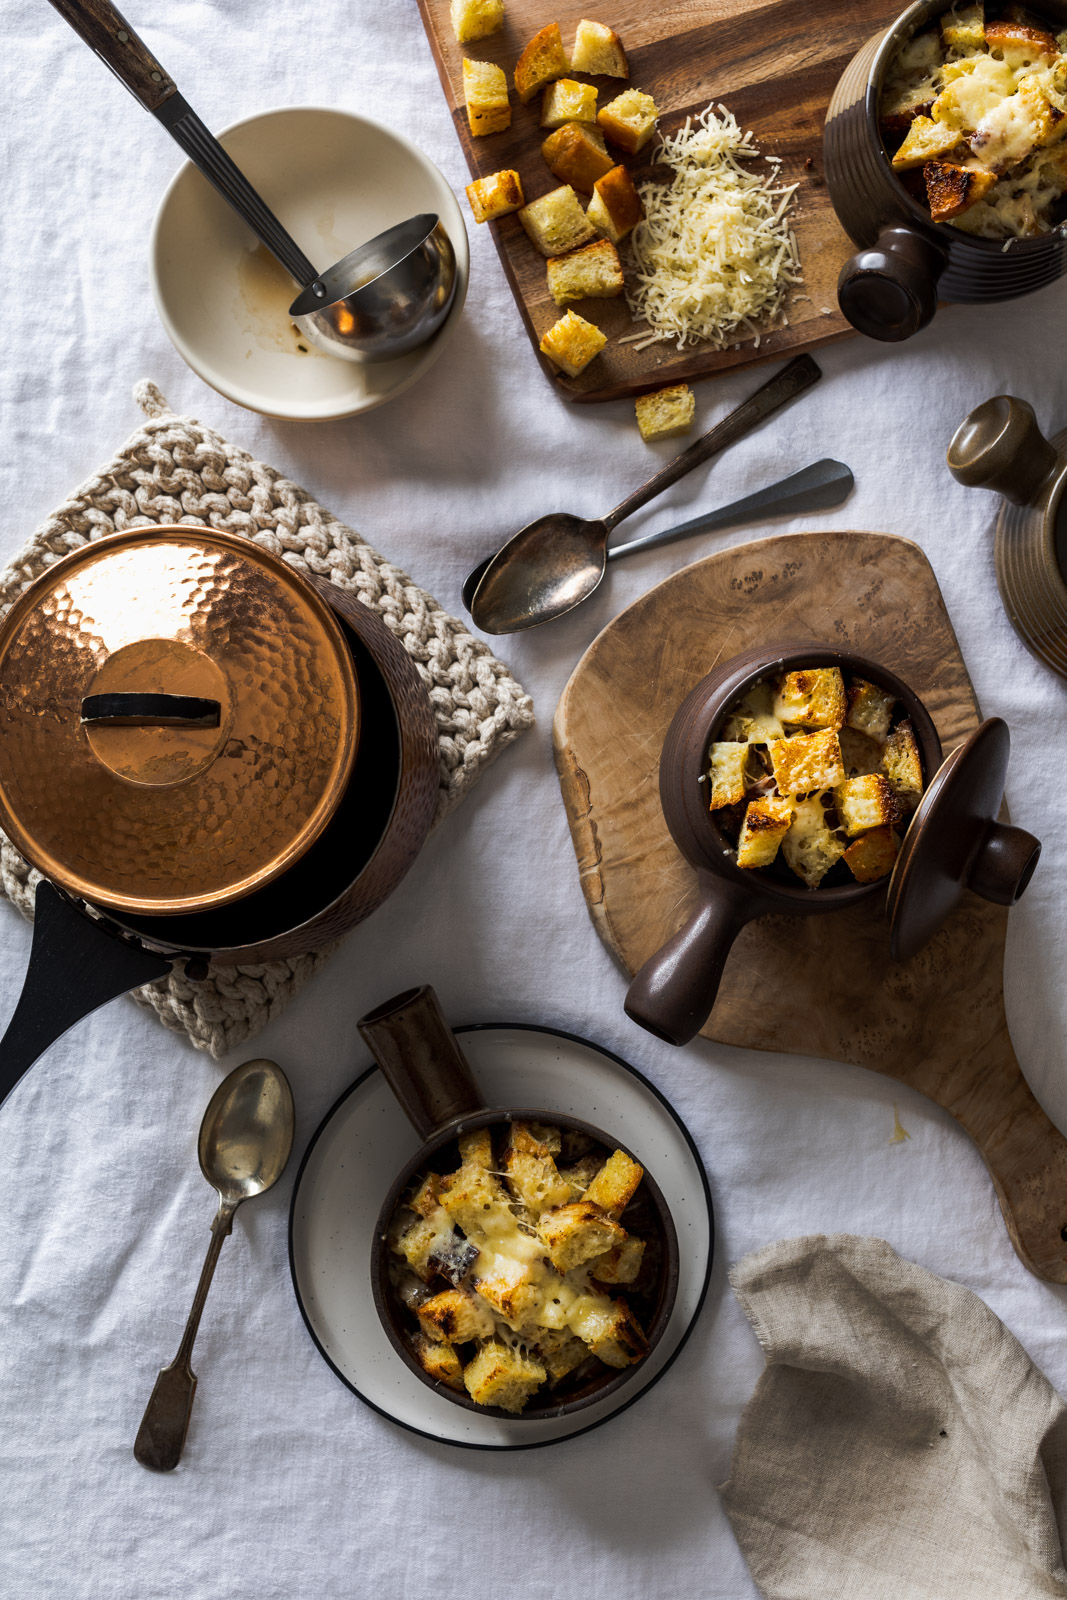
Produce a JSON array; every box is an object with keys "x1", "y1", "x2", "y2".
[
  {"x1": 0, "y1": 525, "x2": 359, "y2": 915},
  {"x1": 887, "y1": 718, "x2": 1040, "y2": 963}
]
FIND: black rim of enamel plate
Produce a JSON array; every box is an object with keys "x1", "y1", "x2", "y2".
[{"x1": 287, "y1": 1022, "x2": 715, "y2": 1452}]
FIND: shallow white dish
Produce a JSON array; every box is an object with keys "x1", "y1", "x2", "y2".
[
  {"x1": 289, "y1": 1024, "x2": 713, "y2": 1450},
  {"x1": 150, "y1": 106, "x2": 469, "y2": 421}
]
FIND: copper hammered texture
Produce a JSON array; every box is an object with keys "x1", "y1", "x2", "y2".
[{"x1": 0, "y1": 528, "x2": 358, "y2": 914}]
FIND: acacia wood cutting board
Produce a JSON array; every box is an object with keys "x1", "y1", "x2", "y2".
[
  {"x1": 553, "y1": 530, "x2": 1067, "y2": 1283},
  {"x1": 416, "y1": 0, "x2": 897, "y2": 402}
]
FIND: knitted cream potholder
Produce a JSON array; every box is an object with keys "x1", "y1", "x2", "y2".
[{"x1": 0, "y1": 383, "x2": 534, "y2": 1057}]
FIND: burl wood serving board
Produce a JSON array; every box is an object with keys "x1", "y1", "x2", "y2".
[
  {"x1": 416, "y1": 0, "x2": 896, "y2": 402},
  {"x1": 553, "y1": 530, "x2": 1067, "y2": 1283}
]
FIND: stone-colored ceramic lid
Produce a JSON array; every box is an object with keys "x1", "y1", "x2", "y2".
[{"x1": 0, "y1": 525, "x2": 358, "y2": 915}]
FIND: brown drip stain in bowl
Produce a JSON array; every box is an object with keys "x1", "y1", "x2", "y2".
[{"x1": 235, "y1": 244, "x2": 327, "y2": 358}]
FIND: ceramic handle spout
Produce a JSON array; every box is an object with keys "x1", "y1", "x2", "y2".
[
  {"x1": 947, "y1": 396, "x2": 1059, "y2": 507},
  {"x1": 625, "y1": 876, "x2": 750, "y2": 1046},
  {"x1": 837, "y1": 225, "x2": 946, "y2": 342},
  {"x1": 357, "y1": 986, "x2": 486, "y2": 1140}
]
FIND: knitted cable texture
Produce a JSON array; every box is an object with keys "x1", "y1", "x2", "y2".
[{"x1": 0, "y1": 383, "x2": 534, "y2": 1057}]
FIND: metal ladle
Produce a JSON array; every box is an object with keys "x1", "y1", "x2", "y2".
[
  {"x1": 134, "y1": 1059, "x2": 295, "y2": 1472},
  {"x1": 469, "y1": 354, "x2": 822, "y2": 634},
  {"x1": 47, "y1": 0, "x2": 457, "y2": 364}
]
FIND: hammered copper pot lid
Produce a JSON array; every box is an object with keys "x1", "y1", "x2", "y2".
[{"x1": 0, "y1": 526, "x2": 359, "y2": 915}]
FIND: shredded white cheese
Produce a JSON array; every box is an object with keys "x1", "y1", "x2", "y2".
[{"x1": 623, "y1": 103, "x2": 803, "y2": 352}]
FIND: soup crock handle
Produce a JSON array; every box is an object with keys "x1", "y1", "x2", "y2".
[
  {"x1": 836, "y1": 225, "x2": 946, "y2": 343},
  {"x1": 624, "y1": 874, "x2": 750, "y2": 1047},
  {"x1": 947, "y1": 396, "x2": 1059, "y2": 507},
  {"x1": 357, "y1": 985, "x2": 486, "y2": 1139}
]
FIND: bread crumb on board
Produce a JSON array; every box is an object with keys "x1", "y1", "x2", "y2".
[{"x1": 634, "y1": 383, "x2": 695, "y2": 441}]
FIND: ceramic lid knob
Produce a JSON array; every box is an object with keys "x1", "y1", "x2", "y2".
[
  {"x1": 887, "y1": 719, "x2": 1040, "y2": 964},
  {"x1": 948, "y1": 396, "x2": 1058, "y2": 507}
]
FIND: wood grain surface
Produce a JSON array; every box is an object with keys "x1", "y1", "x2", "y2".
[
  {"x1": 553, "y1": 530, "x2": 1067, "y2": 1283},
  {"x1": 416, "y1": 0, "x2": 897, "y2": 402}
]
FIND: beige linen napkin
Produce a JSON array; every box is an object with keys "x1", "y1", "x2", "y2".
[{"x1": 722, "y1": 1235, "x2": 1067, "y2": 1600}]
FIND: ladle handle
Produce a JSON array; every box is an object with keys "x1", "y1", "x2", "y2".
[
  {"x1": 357, "y1": 986, "x2": 486, "y2": 1141},
  {"x1": 46, "y1": 0, "x2": 320, "y2": 287},
  {"x1": 133, "y1": 1200, "x2": 237, "y2": 1473},
  {"x1": 602, "y1": 355, "x2": 822, "y2": 534}
]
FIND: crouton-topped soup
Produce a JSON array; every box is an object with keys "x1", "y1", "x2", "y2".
[
  {"x1": 386, "y1": 1120, "x2": 664, "y2": 1415},
  {"x1": 705, "y1": 666, "x2": 927, "y2": 889}
]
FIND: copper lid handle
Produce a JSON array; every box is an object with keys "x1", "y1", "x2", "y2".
[
  {"x1": 948, "y1": 396, "x2": 1058, "y2": 507},
  {"x1": 80, "y1": 693, "x2": 222, "y2": 728}
]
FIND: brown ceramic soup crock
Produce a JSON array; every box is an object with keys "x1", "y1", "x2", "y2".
[
  {"x1": 948, "y1": 394, "x2": 1067, "y2": 679},
  {"x1": 824, "y1": 0, "x2": 1067, "y2": 342},
  {"x1": 358, "y1": 986, "x2": 679, "y2": 1421}
]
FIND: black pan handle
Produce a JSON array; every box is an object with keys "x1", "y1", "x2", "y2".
[
  {"x1": 0, "y1": 882, "x2": 173, "y2": 1112},
  {"x1": 81, "y1": 693, "x2": 221, "y2": 728}
]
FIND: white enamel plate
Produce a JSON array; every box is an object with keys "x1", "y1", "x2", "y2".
[{"x1": 288, "y1": 1025, "x2": 714, "y2": 1449}]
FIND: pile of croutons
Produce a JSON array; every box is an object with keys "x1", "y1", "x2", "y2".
[
  {"x1": 388, "y1": 1119, "x2": 654, "y2": 1413},
  {"x1": 452, "y1": 5, "x2": 659, "y2": 382},
  {"x1": 706, "y1": 666, "x2": 925, "y2": 888}
]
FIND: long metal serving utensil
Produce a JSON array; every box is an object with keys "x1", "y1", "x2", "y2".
[
  {"x1": 468, "y1": 354, "x2": 823, "y2": 634},
  {"x1": 461, "y1": 459, "x2": 854, "y2": 612},
  {"x1": 45, "y1": 0, "x2": 456, "y2": 363}
]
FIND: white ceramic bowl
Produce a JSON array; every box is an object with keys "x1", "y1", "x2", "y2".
[{"x1": 150, "y1": 106, "x2": 469, "y2": 421}]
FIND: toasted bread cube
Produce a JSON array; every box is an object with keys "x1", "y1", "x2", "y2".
[
  {"x1": 835, "y1": 774, "x2": 899, "y2": 836},
  {"x1": 581, "y1": 1300, "x2": 650, "y2": 1368},
  {"x1": 502, "y1": 1123, "x2": 575, "y2": 1214},
  {"x1": 925, "y1": 159, "x2": 998, "y2": 219},
  {"x1": 463, "y1": 58, "x2": 511, "y2": 136},
  {"x1": 541, "y1": 78, "x2": 598, "y2": 128},
  {"x1": 450, "y1": 0, "x2": 504, "y2": 44},
  {"x1": 539, "y1": 1200, "x2": 626, "y2": 1272},
  {"x1": 942, "y1": 2, "x2": 986, "y2": 55},
  {"x1": 721, "y1": 683, "x2": 785, "y2": 744},
  {"x1": 839, "y1": 725, "x2": 885, "y2": 779},
  {"x1": 515, "y1": 22, "x2": 569, "y2": 103},
  {"x1": 464, "y1": 1340, "x2": 546, "y2": 1411},
  {"x1": 932, "y1": 54, "x2": 1016, "y2": 133},
  {"x1": 589, "y1": 1234, "x2": 646, "y2": 1283},
  {"x1": 881, "y1": 83, "x2": 940, "y2": 137},
  {"x1": 737, "y1": 794, "x2": 794, "y2": 868},
  {"x1": 539, "y1": 308, "x2": 607, "y2": 376},
  {"x1": 570, "y1": 18, "x2": 629, "y2": 77},
  {"x1": 770, "y1": 730, "x2": 845, "y2": 795},
  {"x1": 969, "y1": 76, "x2": 1067, "y2": 172},
  {"x1": 542, "y1": 121, "x2": 615, "y2": 191},
  {"x1": 411, "y1": 1331, "x2": 466, "y2": 1391},
  {"x1": 471, "y1": 1255, "x2": 544, "y2": 1326},
  {"x1": 409, "y1": 1173, "x2": 442, "y2": 1219},
  {"x1": 458, "y1": 1126, "x2": 494, "y2": 1167},
  {"x1": 846, "y1": 677, "x2": 896, "y2": 741},
  {"x1": 584, "y1": 1149, "x2": 643, "y2": 1217},
  {"x1": 438, "y1": 1158, "x2": 507, "y2": 1236},
  {"x1": 892, "y1": 113, "x2": 964, "y2": 168},
  {"x1": 546, "y1": 237, "x2": 624, "y2": 305},
  {"x1": 417, "y1": 1287, "x2": 496, "y2": 1344},
  {"x1": 588, "y1": 163, "x2": 644, "y2": 242},
  {"x1": 985, "y1": 19, "x2": 1058, "y2": 72},
  {"x1": 843, "y1": 825, "x2": 901, "y2": 883},
  {"x1": 393, "y1": 1214, "x2": 444, "y2": 1281},
  {"x1": 534, "y1": 1328, "x2": 590, "y2": 1381},
  {"x1": 465, "y1": 169, "x2": 525, "y2": 223},
  {"x1": 635, "y1": 383, "x2": 695, "y2": 442},
  {"x1": 773, "y1": 667, "x2": 846, "y2": 730},
  {"x1": 598, "y1": 88, "x2": 659, "y2": 154},
  {"x1": 883, "y1": 718, "x2": 924, "y2": 811},
  {"x1": 709, "y1": 741, "x2": 748, "y2": 808},
  {"x1": 781, "y1": 794, "x2": 847, "y2": 888},
  {"x1": 518, "y1": 185, "x2": 597, "y2": 255},
  {"x1": 558, "y1": 1152, "x2": 602, "y2": 1190},
  {"x1": 891, "y1": 25, "x2": 942, "y2": 81}
]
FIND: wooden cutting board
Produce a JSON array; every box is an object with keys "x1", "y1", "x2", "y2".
[
  {"x1": 416, "y1": 0, "x2": 896, "y2": 402},
  {"x1": 553, "y1": 530, "x2": 1067, "y2": 1283}
]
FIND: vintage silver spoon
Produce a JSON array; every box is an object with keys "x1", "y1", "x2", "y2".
[
  {"x1": 469, "y1": 354, "x2": 822, "y2": 635},
  {"x1": 134, "y1": 1059, "x2": 295, "y2": 1472},
  {"x1": 461, "y1": 458, "x2": 854, "y2": 614},
  {"x1": 47, "y1": 0, "x2": 456, "y2": 363}
]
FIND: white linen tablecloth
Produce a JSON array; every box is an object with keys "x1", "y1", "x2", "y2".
[{"x1": 2, "y1": 2, "x2": 1067, "y2": 1596}]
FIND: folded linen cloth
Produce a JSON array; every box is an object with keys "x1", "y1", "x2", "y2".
[
  {"x1": 0, "y1": 383, "x2": 534, "y2": 1057},
  {"x1": 722, "y1": 1235, "x2": 1067, "y2": 1600}
]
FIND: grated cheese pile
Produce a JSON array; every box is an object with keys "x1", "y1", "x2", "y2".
[{"x1": 623, "y1": 103, "x2": 802, "y2": 352}]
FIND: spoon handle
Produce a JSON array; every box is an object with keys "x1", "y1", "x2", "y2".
[
  {"x1": 45, "y1": 0, "x2": 319, "y2": 287},
  {"x1": 605, "y1": 459, "x2": 854, "y2": 561},
  {"x1": 601, "y1": 354, "x2": 822, "y2": 534},
  {"x1": 133, "y1": 1200, "x2": 237, "y2": 1472}
]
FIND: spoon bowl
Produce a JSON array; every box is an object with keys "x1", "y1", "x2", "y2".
[{"x1": 198, "y1": 1058, "x2": 296, "y2": 1205}]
